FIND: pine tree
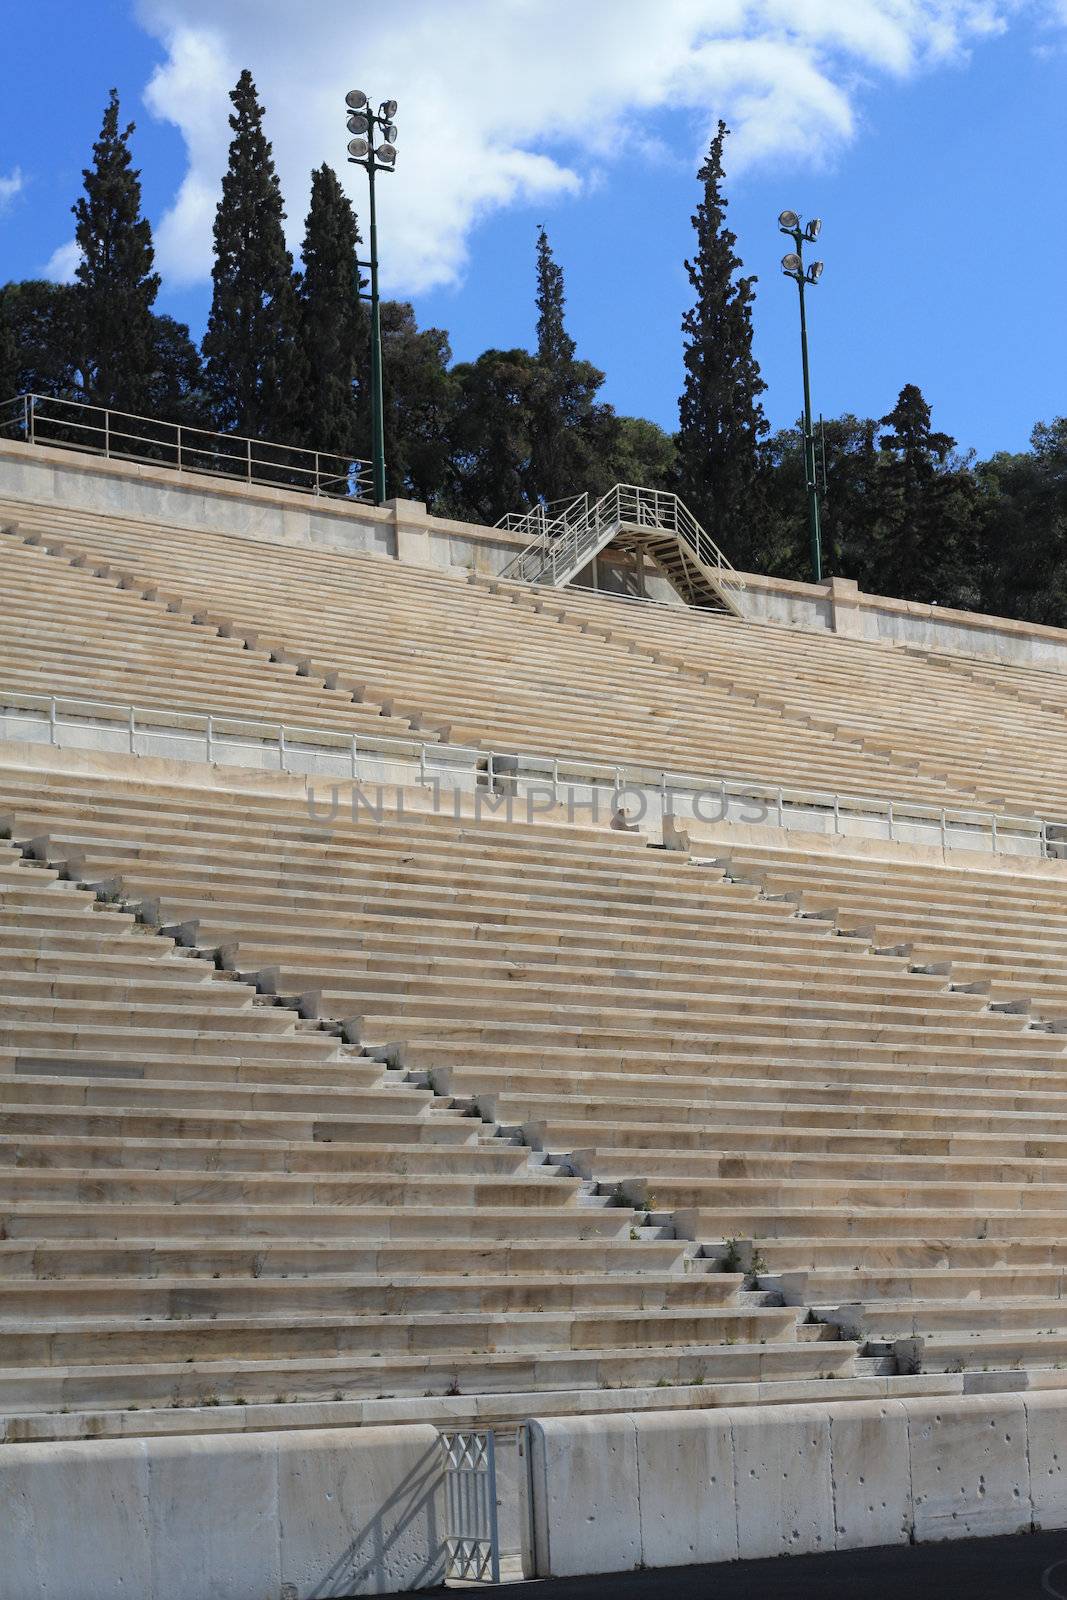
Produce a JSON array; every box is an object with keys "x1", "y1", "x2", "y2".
[
  {"x1": 297, "y1": 165, "x2": 364, "y2": 455},
  {"x1": 72, "y1": 88, "x2": 160, "y2": 412},
  {"x1": 529, "y1": 226, "x2": 614, "y2": 503},
  {"x1": 202, "y1": 70, "x2": 306, "y2": 440},
  {"x1": 677, "y1": 121, "x2": 768, "y2": 558},
  {"x1": 871, "y1": 384, "x2": 980, "y2": 607}
]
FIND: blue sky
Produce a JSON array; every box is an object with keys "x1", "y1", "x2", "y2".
[{"x1": 1, "y1": 1, "x2": 1064, "y2": 460}]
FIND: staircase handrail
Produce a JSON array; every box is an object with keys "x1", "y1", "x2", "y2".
[
  {"x1": 498, "y1": 481, "x2": 746, "y2": 603},
  {"x1": 494, "y1": 491, "x2": 588, "y2": 539}
]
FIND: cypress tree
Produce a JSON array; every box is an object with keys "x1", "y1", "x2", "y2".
[
  {"x1": 72, "y1": 88, "x2": 160, "y2": 412},
  {"x1": 535, "y1": 225, "x2": 575, "y2": 369},
  {"x1": 529, "y1": 226, "x2": 614, "y2": 503},
  {"x1": 677, "y1": 121, "x2": 768, "y2": 557},
  {"x1": 202, "y1": 70, "x2": 306, "y2": 441},
  {"x1": 297, "y1": 164, "x2": 364, "y2": 455}
]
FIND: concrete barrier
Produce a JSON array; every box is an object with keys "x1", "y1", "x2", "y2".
[
  {"x1": 527, "y1": 1393, "x2": 1067, "y2": 1579},
  {"x1": 0, "y1": 1424, "x2": 446, "y2": 1600}
]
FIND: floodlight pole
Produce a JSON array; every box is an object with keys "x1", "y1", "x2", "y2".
[
  {"x1": 346, "y1": 94, "x2": 397, "y2": 505},
  {"x1": 780, "y1": 217, "x2": 824, "y2": 584},
  {"x1": 365, "y1": 147, "x2": 386, "y2": 505},
  {"x1": 796, "y1": 267, "x2": 821, "y2": 583}
]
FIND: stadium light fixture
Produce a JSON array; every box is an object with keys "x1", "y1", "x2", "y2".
[
  {"x1": 777, "y1": 210, "x2": 826, "y2": 582},
  {"x1": 344, "y1": 89, "x2": 399, "y2": 506}
]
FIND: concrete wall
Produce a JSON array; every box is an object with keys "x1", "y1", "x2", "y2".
[
  {"x1": 0, "y1": 436, "x2": 678, "y2": 597},
  {"x1": 0, "y1": 1423, "x2": 446, "y2": 1599},
  {"x1": 7, "y1": 435, "x2": 1067, "y2": 666},
  {"x1": 738, "y1": 570, "x2": 1067, "y2": 672},
  {"x1": 0, "y1": 436, "x2": 523, "y2": 576},
  {"x1": 528, "y1": 1392, "x2": 1067, "y2": 1578}
]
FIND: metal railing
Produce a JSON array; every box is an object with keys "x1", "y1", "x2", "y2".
[
  {"x1": 441, "y1": 1431, "x2": 501, "y2": 1584},
  {"x1": 495, "y1": 491, "x2": 589, "y2": 540},
  {"x1": 498, "y1": 482, "x2": 745, "y2": 606},
  {"x1": 0, "y1": 394, "x2": 373, "y2": 502},
  {"x1": 1, "y1": 687, "x2": 1062, "y2": 859},
  {"x1": 0, "y1": 690, "x2": 482, "y2": 782}
]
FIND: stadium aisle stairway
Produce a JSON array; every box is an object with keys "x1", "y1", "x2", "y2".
[
  {"x1": 0, "y1": 778, "x2": 871, "y2": 1435},
  {"x1": 6, "y1": 765, "x2": 1067, "y2": 1426}
]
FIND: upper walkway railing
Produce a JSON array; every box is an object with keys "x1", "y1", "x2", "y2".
[
  {"x1": 0, "y1": 393, "x2": 374, "y2": 502},
  {"x1": 497, "y1": 483, "x2": 745, "y2": 607}
]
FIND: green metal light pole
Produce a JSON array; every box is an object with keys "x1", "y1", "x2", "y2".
[
  {"x1": 778, "y1": 211, "x2": 825, "y2": 583},
  {"x1": 346, "y1": 89, "x2": 398, "y2": 506}
]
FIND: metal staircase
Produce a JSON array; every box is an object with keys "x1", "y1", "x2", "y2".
[{"x1": 496, "y1": 484, "x2": 746, "y2": 615}]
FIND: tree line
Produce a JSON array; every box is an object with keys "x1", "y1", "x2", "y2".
[{"x1": 1, "y1": 76, "x2": 1064, "y2": 625}]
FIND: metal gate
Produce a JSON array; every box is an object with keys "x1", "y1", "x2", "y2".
[{"x1": 441, "y1": 1430, "x2": 501, "y2": 1583}]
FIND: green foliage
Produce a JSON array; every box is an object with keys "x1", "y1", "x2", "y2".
[
  {"x1": 202, "y1": 70, "x2": 306, "y2": 439},
  {"x1": 720, "y1": 1238, "x2": 743, "y2": 1273},
  {"x1": 142, "y1": 314, "x2": 208, "y2": 427},
  {"x1": 0, "y1": 280, "x2": 83, "y2": 398},
  {"x1": 0, "y1": 301, "x2": 17, "y2": 399},
  {"x1": 977, "y1": 418, "x2": 1067, "y2": 626},
  {"x1": 379, "y1": 301, "x2": 453, "y2": 506},
  {"x1": 0, "y1": 279, "x2": 202, "y2": 431},
  {"x1": 73, "y1": 89, "x2": 160, "y2": 412},
  {"x1": 298, "y1": 164, "x2": 364, "y2": 456},
  {"x1": 761, "y1": 415, "x2": 882, "y2": 580},
  {"x1": 867, "y1": 383, "x2": 982, "y2": 609},
  {"x1": 446, "y1": 346, "x2": 538, "y2": 523},
  {"x1": 677, "y1": 121, "x2": 768, "y2": 560},
  {"x1": 606, "y1": 416, "x2": 677, "y2": 492}
]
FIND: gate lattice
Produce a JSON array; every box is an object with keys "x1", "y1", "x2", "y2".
[{"x1": 441, "y1": 1430, "x2": 501, "y2": 1583}]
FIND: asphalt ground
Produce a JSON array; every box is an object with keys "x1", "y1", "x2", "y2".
[{"x1": 410, "y1": 1529, "x2": 1067, "y2": 1597}]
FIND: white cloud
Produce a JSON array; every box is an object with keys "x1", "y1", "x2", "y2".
[
  {"x1": 44, "y1": 240, "x2": 81, "y2": 283},
  {"x1": 133, "y1": 0, "x2": 1023, "y2": 293},
  {"x1": 0, "y1": 167, "x2": 24, "y2": 214}
]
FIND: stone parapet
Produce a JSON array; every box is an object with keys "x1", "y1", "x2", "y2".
[{"x1": 528, "y1": 1391, "x2": 1063, "y2": 1578}]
